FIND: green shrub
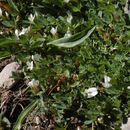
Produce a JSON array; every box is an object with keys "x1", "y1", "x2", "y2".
[{"x1": 0, "y1": 0, "x2": 130, "y2": 129}]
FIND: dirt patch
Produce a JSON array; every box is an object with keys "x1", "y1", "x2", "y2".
[
  {"x1": 22, "y1": 111, "x2": 56, "y2": 130},
  {"x1": 0, "y1": 80, "x2": 30, "y2": 129}
]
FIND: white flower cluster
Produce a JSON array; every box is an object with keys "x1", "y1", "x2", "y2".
[
  {"x1": 28, "y1": 13, "x2": 35, "y2": 23},
  {"x1": 67, "y1": 11, "x2": 73, "y2": 24},
  {"x1": 26, "y1": 54, "x2": 42, "y2": 71},
  {"x1": 50, "y1": 26, "x2": 57, "y2": 36},
  {"x1": 83, "y1": 75, "x2": 111, "y2": 98},
  {"x1": 15, "y1": 27, "x2": 30, "y2": 39},
  {"x1": 26, "y1": 61, "x2": 34, "y2": 70}
]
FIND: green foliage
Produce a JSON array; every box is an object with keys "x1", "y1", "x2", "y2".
[
  {"x1": 0, "y1": 112, "x2": 11, "y2": 129},
  {"x1": 0, "y1": 0, "x2": 130, "y2": 129}
]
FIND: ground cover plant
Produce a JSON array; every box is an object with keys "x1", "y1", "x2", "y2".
[{"x1": 0, "y1": 0, "x2": 130, "y2": 130}]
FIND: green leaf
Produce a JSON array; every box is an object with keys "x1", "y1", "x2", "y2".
[
  {"x1": 47, "y1": 26, "x2": 96, "y2": 48},
  {"x1": 2, "y1": 21, "x2": 14, "y2": 27},
  {"x1": 13, "y1": 100, "x2": 38, "y2": 130},
  {"x1": 0, "y1": 51, "x2": 11, "y2": 60},
  {"x1": 7, "y1": 0, "x2": 19, "y2": 12},
  {"x1": 2, "y1": 117, "x2": 11, "y2": 128},
  {"x1": 84, "y1": 120, "x2": 93, "y2": 125},
  {"x1": 0, "y1": 38, "x2": 16, "y2": 47}
]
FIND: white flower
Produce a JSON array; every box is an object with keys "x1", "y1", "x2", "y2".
[
  {"x1": 64, "y1": 27, "x2": 71, "y2": 37},
  {"x1": 28, "y1": 14, "x2": 35, "y2": 23},
  {"x1": 124, "y1": 0, "x2": 130, "y2": 14},
  {"x1": 0, "y1": 8, "x2": 2, "y2": 17},
  {"x1": 32, "y1": 54, "x2": 42, "y2": 62},
  {"x1": 102, "y1": 75, "x2": 111, "y2": 88},
  {"x1": 26, "y1": 61, "x2": 34, "y2": 70},
  {"x1": 64, "y1": 0, "x2": 70, "y2": 3},
  {"x1": 127, "y1": 86, "x2": 130, "y2": 89},
  {"x1": 50, "y1": 27, "x2": 57, "y2": 36},
  {"x1": 19, "y1": 27, "x2": 29, "y2": 36},
  {"x1": 34, "y1": 11, "x2": 38, "y2": 17},
  {"x1": 5, "y1": 11, "x2": 9, "y2": 18},
  {"x1": 83, "y1": 87, "x2": 98, "y2": 98},
  {"x1": 28, "y1": 79, "x2": 39, "y2": 88},
  {"x1": 0, "y1": 32, "x2": 4, "y2": 35},
  {"x1": 15, "y1": 29, "x2": 19, "y2": 39},
  {"x1": 67, "y1": 11, "x2": 73, "y2": 24},
  {"x1": 77, "y1": 126, "x2": 81, "y2": 130},
  {"x1": 15, "y1": 27, "x2": 30, "y2": 39}
]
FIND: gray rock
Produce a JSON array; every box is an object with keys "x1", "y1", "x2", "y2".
[
  {"x1": 121, "y1": 118, "x2": 130, "y2": 130},
  {"x1": 0, "y1": 62, "x2": 20, "y2": 89}
]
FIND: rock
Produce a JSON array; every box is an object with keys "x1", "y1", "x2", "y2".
[
  {"x1": 0, "y1": 62, "x2": 20, "y2": 89},
  {"x1": 121, "y1": 118, "x2": 130, "y2": 130}
]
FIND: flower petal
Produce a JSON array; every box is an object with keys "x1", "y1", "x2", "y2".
[
  {"x1": 103, "y1": 75, "x2": 111, "y2": 88},
  {"x1": 28, "y1": 79, "x2": 39, "y2": 87},
  {"x1": 84, "y1": 87, "x2": 98, "y2": 98}
]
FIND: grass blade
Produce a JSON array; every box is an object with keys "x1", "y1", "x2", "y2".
[
  {"x1": 7, "y1": 0, "x2": 19, "y2": 12},
  {"x1": 0, "y1": 38, "x2": 16, "y2": 47},
  {"x1": 13, "y1": 100, "x2": 38, "y2": 130},
  {"x1": 0, "y1": 51, "x2": 11, "y2": 60}
]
